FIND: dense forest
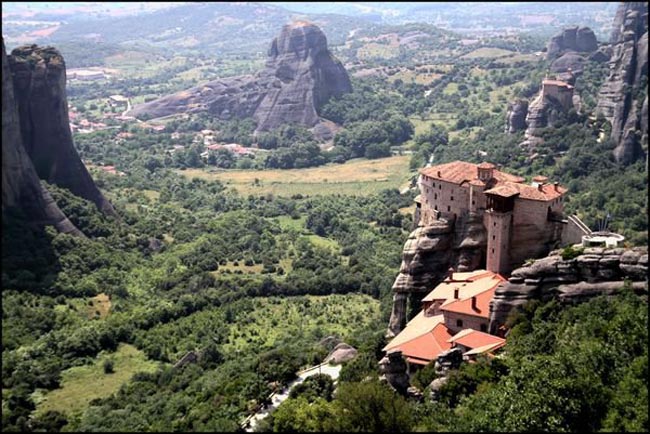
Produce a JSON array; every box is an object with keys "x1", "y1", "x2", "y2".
[{"x1": 2, "y1": 3, "x2": 648, "y2": 432}]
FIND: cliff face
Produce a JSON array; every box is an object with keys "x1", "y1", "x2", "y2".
[
  {"x1": 8, "y1": 45, "x2": 116, "y2": 216},
  {"x1": 128, "y1": 22, "x2": 352, "y2": 137},
  {"x1": 505, "y1": 99, "x2": 528, "y2": 133},
  {"x1": 596, "y1": 2, "x2": 648, "y2": 165},
  {"x1": 387, "y1": 213, "x2": 487, "y2": 337},
  {"x1": 489, "y1": 246, "x2": 648, "y2": 333},
  {"x1": 2, "y1": 39, "x2": 83, "y2": 236}
]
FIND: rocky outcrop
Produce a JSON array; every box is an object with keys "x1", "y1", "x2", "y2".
[
  {"x1": 323, "y1": 342, "x2": 358, "y2": 365},
  {"x1": 8, "y1": 44, "x2": 116, "y2": 216},
  {"x1": 2, "y1": 38, "x2": 83, "y2": 236},
  {"x1": 523, "y1": 90, "x2": 567, "y2": 140},
  {"x1": 547, "y1": 26, "x2": 598, "y2": 59},
  {"x1": 596, "y1": 2, "x2": 648, "y2": 165},
  {"x1": 378, "y1": 350, "x2": 410, "y2": 395},
  {"x1": 387, "y1": 213, "x2": 487, "y2": 337},
  {"x1": 128, "y1": 22, "x2": 352, "y2": 137},
  {"x1": 505, "y1": 99, "x2": 528, "y2": 133},
  {"x1": 489, "y1": 246, "x2": 648, "y2": 333}
]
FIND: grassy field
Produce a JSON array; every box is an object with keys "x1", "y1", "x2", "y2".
[
  {"x1": 357, "y1": 42, "x2": 400, "y2": 60},
  {"x1": 34, "y1": 344, "x2": 160, "y2": 417},
  {"x1": 223, "y1": 294, "x2": 381, "y2": 353},
  {"x1": 176, "y1": 156, "x2": 413, "y2": 196},
  {"x1": 460, "y1": 47, "x2": 516, "y2": 59},
  {"x1": 87, "y1": 293, "x2": 111, "y2": 319}
]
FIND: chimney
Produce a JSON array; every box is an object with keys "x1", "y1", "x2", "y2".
[
  {"x1": 554, "y1": 182, "x2": 559, "y2": 191},
  {"x1": 471, "y1": 296, "x2": 477, "y2": 311},
  {"x1": 437, "y1": 170, "x2": 441, "y2": 177},
  {"x1": 537, "y1": 183, "x2": 543, "y2": 191},
  {"x1": 454, "y1": 288, "x2": 459, "y2": 299},
  {"x1": 446, "y1": 267, "x2": 455, "y2": 281}
]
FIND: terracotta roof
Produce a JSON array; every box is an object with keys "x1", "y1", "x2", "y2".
[
  {"x1": 485, "y1": 181, "x2": 567, "y2": 202},
  {"x1": 448, "y1": 329, "x2": 505, "y2": 350},
  {"x1": 532, "y1": 175, "x2": 549, "y2": 183},
  {"x1": 392, "y1": 323, "x2": 453, "y2": 363},
  {"x1": 483, "y1": 184, "x2": 520, "y2": 198},
  {"x1": 543, "y1": 79, "x2": 573, "y2": 89},
  {"x1": 463, "y1": 341, "x2": 506, "y2": 356},
  {"x1": 477, "y1": 162, "x2": 495, "y2": 169},
  {"x1": 419, "y1": 161, "x2": 524, "y2": 185},
  {"x1": 422, "y1": 270, "x2": 505, "y2": 303},
  {"x1": 383, "y1": 313, "x2": 445, "y2": 351},
  {"x1": 440, "y1": 287, "x2": 496, "y2": 319},
  {"x1": 469, "y1": 179, "x2": 485, "y2": 186}
]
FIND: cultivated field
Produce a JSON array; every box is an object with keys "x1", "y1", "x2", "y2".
[
  {"x1": 34, "y1": 344, "x2": 160, "y2": 416},
  {"x1": 177, "y1": 156, "x2": 414, "y2": 196}
]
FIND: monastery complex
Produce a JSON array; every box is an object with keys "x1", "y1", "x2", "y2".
[{"x1": 415, "y1": 160, "x2": 572, "y2": 274}]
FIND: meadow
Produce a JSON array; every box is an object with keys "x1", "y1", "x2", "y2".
[{"x1": 176, "y1": 155, "x2": 413, "y2": 196}]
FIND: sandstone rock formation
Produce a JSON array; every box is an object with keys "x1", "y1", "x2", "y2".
[
  {"x1": 323, "y1": 342, "x2": 358, "y2": 365},
  {"x1": 505, "y1": 99, "x2": 528, "y2": 133},
  {"x1": 387, "y1": 213, "x2": 487, "y2": 337},
  {"x1": 596, "y1": 2, "x2": 648, "y2": 165},
  {"x1": 128, "y1": 22, "x2": 352, "y2": 138},
  {"x1": 489, "y1": 246, "x2": 648, "y2": 333},
  {"x1": 2, "y1": 39, "x2": 83, "y2": 236},
  {"x1": 546, "y1": 26, "x2": 598, "y2": 59},
  {"x1": 378, "y1": 350, "x2": 410, "y2": 395},
  {"x1": 8, "y1": 44, "x2": 116, "y2": 216}
]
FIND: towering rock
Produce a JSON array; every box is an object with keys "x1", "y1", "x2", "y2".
[
  {"x1": 596, "y1": 2, "x2": 648, "y2": 165},
  {"x1": 2, "y1": 39, "x2": 83, "y2": 236},
  {"x1": 387, "y1": 213, "x2": 487, "y2": 337},
  {"x1": 8, "y1": 44, "x2": 116, "y2": 216},
  {"x1": 505, "y1": 99, "x2": 528, "y2": 133},
  {"x1": 546, "y1": 26, "x2": 598, "y2": 59},
  {"x1": 127, "y1": 22, "x2": 352, "y2": 137}
]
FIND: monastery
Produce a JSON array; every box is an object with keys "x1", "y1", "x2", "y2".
[
  {"x1": 415, "y1": 160, "x2": 570, "y2": 274},
  {"x1": 384, "y1": 269, "x2": 507, "y2": 371}
]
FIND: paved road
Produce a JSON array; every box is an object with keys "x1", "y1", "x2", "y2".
[{"x1": 244, "y1": 363, "x2": 342, "y2": 432}]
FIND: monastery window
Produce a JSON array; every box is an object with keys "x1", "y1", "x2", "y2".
[
  {"x1": 492, "y1": 235, "x2": 496, "y2": 240},
  {"x1": 451, "y1": 196, "x2": 454, "y2": 201},
  {"x1": 426, "y1": 188, "x2": 429, "y2": 193},
  {"x1": 491, "y1": 248, "x2": 495, "y2": 254},
  {"x1": 447, "y1": 206, "x2": 451, "y2": 212},
  {"x1": 439, "y1": 185, "x2": 442, "y2": 190},
  {"x1": 456, "y1": 319, "x2": 463, "y2": 328},
  {"x1": 434, "y1": 193, "x2": 437, "y2": 200},
  {"x1": 480, "y1": 324, "x2": 487, "y2": 332},
  {"x1": 472, "y1": 200, "x2": 475, "y2": 205},
  {"x1": 493, "y1": 222, "x2": 496, "y2": 227},
  {"x1": 435, "y1": 205, "x2": 438, "y2": 210},
  {"x1": 432, "y1": 182, "x2": 435, "y2": 187}
]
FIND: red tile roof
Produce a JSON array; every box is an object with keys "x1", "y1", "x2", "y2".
[
  {"x1": 420, "y1": 161, "x2": 524, "y2": 185},
  {"x1": 393, "y1": 322, "x2": 453, "y2": 363},
  {"x1": 485, "y1": 182, "x2": 567, "y2": 201},
  {"x1": 448, "y1": 329, "x2": 505, "y2": 350},
  {"x1": 543, "y1": 79, "x2": 573, "y2": 89},
  {"x1": 440, "y1": 287, "x2": 495, "y2": 319}
]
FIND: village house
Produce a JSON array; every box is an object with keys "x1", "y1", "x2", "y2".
[
  {"x1": 416, "y1": 161, "x2": 575, "y2": 274},
  {"x1": 383, "y1": 269, "x2": 507, "y2": 371}
]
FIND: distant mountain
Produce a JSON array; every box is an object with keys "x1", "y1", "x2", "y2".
[{"x1": 4, "y1": 2, "x2": 374, "y2": 57}]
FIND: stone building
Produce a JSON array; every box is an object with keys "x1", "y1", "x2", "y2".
[
  {"x1": 383, "y1": 269, "x2": 507, "y2": 372},
  {"x1": 416, "y1": 161, "x2": 572, "y2": 274}
]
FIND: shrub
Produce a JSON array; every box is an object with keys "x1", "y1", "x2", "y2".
[
  {"x1": 103, "y1": 359, "x2": 114, "y2": 374},
  {"x1": 561, "y1": 245, "x2": 584, "y2": 260}
]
